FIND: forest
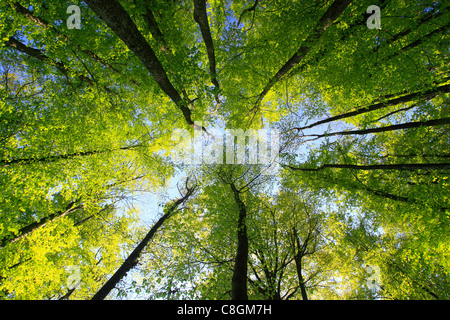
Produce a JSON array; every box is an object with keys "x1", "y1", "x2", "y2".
[{"x1": 0, "y1": 0, "x2": 449, "y2": 300}]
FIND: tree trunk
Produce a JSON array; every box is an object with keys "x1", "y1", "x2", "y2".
[
  {"x1": 84, "y1": 0, "x2": 196, "y2": 128},
  {"x1": 193, "y1": 0, "x2": 220, "y2": 101},
  {"x1": 91, "y1": 182, "x2": 196, "y2": 300},
  {"x1": 297, "y1": 117, "x2": 450, "y2": 139},
  {"x1": 254, "y1": 0, "x2": 352, "y2": 107},
  {"x1": 296, "y1": 83, "x2": 450, "y2": 132},
  {"x1": 0, "y1": 202, "x2": 82, "y2": 248},
  {"x1": 287, "y1": 162, "x2": 450, "y2": 172},
  {"x1": 292, "y1": 227, "x2": 309, "y2": 300},
  {"x1": 230, "y1": 183, "x2": 249, "y2": 300},
  {"x1": 294, "y1": 255, "x2": 308, "y2": 300}
]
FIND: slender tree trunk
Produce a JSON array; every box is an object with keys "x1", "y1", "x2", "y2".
[
  {"x1": 296, "y1": 117, "x2": 450, "y2": 138},
  {"x1": 295, "y1": 83, "x2": 450, "y2": 132},
  {"x1": 91, "y1": 183, "x2": 196, "y2": 300},
  {"x1": 292, "y1": 227, "x2": 308, "y2": 300},
  {"x1": 294, "y1": 255, "x2": 308, "y2": 301},
  {"x1": 0, "y1": 202, "x2": 82, "y2": 248},
  {"x1": 254, "y1": 0, "x2": 352, "y2": 107},
  {"x1": 287, "y1": 162, "x2": 450, "y2": 172},
  {"x1": 194, "y1": 0, "x2": 220, "y2": 101},
  {"x1": 0, "y1": 143, "x2": 140, "y2": 167},
  {"x1": 230, "y1": 183, "x2": 249, "y2": 300}
]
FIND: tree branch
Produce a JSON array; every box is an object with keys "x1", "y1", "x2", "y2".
[{"x1": 11, "y1": 2, "x2": 121, "y2": 74}]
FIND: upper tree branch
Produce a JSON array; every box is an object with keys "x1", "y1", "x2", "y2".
[
  {"x1": 5, "y1": 36, "x2": 93, "y2": 86},
  {"x1": 237, "y1": 0, "x2": 259, "y2": 27},
  {"x1": 0, "y1": 142, "x2": 143, "y2": 167},
  {"x1": 141, "y1": 3, "x2": 169, "y2": 54}
]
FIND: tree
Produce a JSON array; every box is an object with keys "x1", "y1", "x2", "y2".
[
  {"x1": 0, "y1": 0, "x2": 449, "y2": 300},
  {"x1": 92, "y1": 178, "x2": 197, "y2": 300}
]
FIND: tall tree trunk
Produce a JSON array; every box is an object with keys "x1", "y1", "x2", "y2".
[
  {"x1": 230, "y1": 183, "x2": 249, "y2": 300},
  {"x1": 84, "y1": 0, "x2": 197, "y2": 128},
  {"x1": 292, "y1": 227, "x2": 309, "y2": 300},
  {"x1": 294, "y1": 255, "x2": 308, "y2": 301},
  {"x1": 91, "y1": 181, "x2": 196, "y2": 300}
]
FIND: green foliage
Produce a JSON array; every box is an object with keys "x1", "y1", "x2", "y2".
[{"x1": 0, "y1": 0, "x2": 448, "y2": 300}]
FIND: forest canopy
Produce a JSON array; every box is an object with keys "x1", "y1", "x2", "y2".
[{"x1": 0, "y1": 0, "x2": 449, "y2": 300}]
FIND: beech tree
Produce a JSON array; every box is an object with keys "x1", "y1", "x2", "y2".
[{"x1": 0, "y1": 0, "x2": 449, "y2": 300}]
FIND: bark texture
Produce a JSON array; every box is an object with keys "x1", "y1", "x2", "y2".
[
  {"x1": 296, "y1": 84, "x2": 450, "y2": 132},
  {"x1": 0, "y1": 202, "x2": 82, "y2": 248},
  {"x1": 84, "y1": 0, "x2": 195, "y2": 126},
  {"x1": 91, "y1": 180, "x2": 196, "y2": 300},
  {"x1": 194, "y1": 0, "x2": 220, "y2": 101},
  {"x1": 230, "y1": 183, "x2": 249, "y2": 300},
  {"x1": 287, "y1": 163, "x2": 450, "y2": 172},
  {"x1": 255, "y1": 0, "x2": 353, "y2": 107}
]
